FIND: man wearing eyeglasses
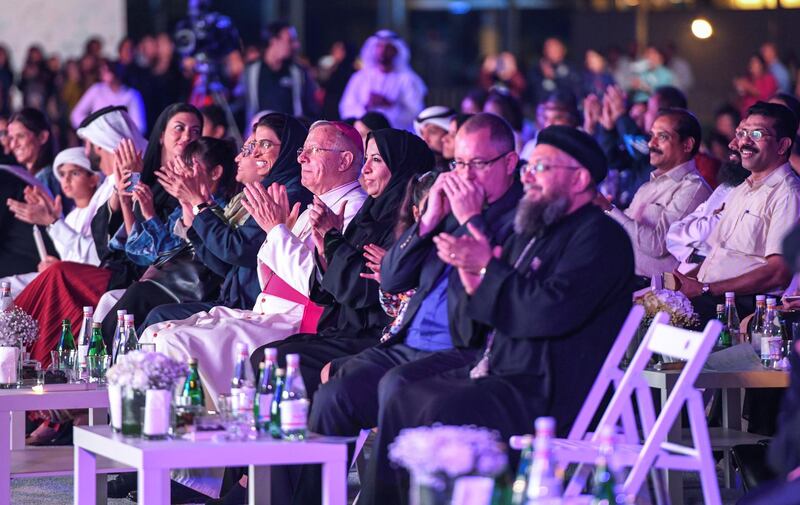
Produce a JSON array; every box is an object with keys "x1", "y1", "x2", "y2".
[
  {"x1": 281, "y1": 113, "x2": 522, "y2": 504},
  {"x1": 594, "y1": 107, "x2": 711, "y2": 287},
  {"x1": 354, "y1": 125, "x2": 635, "y2": 505},
  {"x1": 674, "y1": 101, "x2": 800, "y2": 323}
]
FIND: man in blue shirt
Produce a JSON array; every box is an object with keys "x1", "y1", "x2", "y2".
[{"x1": 283, "y1": 113, "x2": 523, "y2": 504}]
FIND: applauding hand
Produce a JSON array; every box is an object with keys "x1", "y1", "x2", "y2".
[
  {"x1": 360, "y1": 244, "x2": 387, "y2": 283},
  {"x1": 7, "y1": 186, "x2": 61, "y2": 226},
  {"x1": 241, "y1": 182, "x2": 301, "y2": 234},
  {"x1": 155, "y1": 156, "x2": 209, "y2": 206},
  {"x1": 309, "y1": 195, "x2": 346, "y2": 239}
]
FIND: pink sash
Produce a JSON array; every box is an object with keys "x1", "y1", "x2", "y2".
[{"x1": 261, "y1": 270, "x2": 324, "y2": 334}]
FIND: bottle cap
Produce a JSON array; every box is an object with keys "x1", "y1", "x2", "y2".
[
  {"x1": 767, "y1": 297, "x2": 777, "y2": 306},
  {"x1": 1, "y1": 281, "x2": 10, "y2": 290},
  {"x1": 259, "y1": 361, "x2": 265, "y2": 370},
  {"x1": 83, "y1": 306, "x2": 94, "y2": 314},
  {"x1": 124, "y1": 314, "x2": 135, "y2": 323},
  {"x1": 534, "y1": 416, "x2": 555, "y2": 436},
  {"x1": 716, "y1": 304, "x2": 724, "y2": 312},
  {"x1": 188, "y1": 357, "x2": 197, "y2": 365},
  {"x1": 724, "y1": 292, "x2": 735, "y2": 299},
  {"x1": 117, "y1": 309, "x2": 127, "y2": 317},
  {"x1": 92, "y1": 322, "x2": 101, "y2": 328},
  {"x1": 62, "y1": 319, "x2": 70, "y2": 325},
  {"x1": 756, "y1": 295, "x2": 766, "y2": 301},
  {"x1": 286, "y1": 353, "x2": 300, "y2": 366},
  {"x1": 236, "y1": 342, "x2": 249, "y2": 355},
  {"x1": 275, "y1": 368, "x2": 286, "y2": 377},
  {"x1": 264, "y1": 348, "x2": 278, "y2": 361}
]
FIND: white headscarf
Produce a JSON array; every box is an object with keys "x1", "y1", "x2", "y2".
[
  {"x1": 53, "y1": 147, "x2": 103, "y2": 183},
  {"x1": 358, "y1": 30, "x2": 412, "y2": 73},
  {"x1": 76, "y1": 107, "x2": 147, "y2": 154}
]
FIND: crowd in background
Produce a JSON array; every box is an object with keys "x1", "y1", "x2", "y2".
[{"x1": 4, "y1": 21, "x2": 800, "y2": 505}]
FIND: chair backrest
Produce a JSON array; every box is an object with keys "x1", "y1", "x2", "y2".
[
  {"x1": 592, "y1": 316, "x2": 721, "y2": 443},
  {"x1": 567, "y1": 305, "x2": 647, "y2": 441}
]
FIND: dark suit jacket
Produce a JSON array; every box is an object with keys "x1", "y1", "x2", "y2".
[
  {"x1": 380, "y1": 181, "x2": 523, "y2": 349},
  {"x1": 0, "y1": 171, "x2": 57, "y2": 277}
]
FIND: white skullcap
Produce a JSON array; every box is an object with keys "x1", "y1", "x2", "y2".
[
  {"x1": 413, "y1": 106, "x2": 455, "y2": 137},
  {"x1": 76, "y1": 106, "x2": 147, "y2": 154},
  {"x1": 53, "y1": 147, "x2": 100, "y2": 183}
]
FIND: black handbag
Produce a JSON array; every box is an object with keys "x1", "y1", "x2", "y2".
[{"x1": 139, "y1": 243, "x2": 222, "y2": 302}]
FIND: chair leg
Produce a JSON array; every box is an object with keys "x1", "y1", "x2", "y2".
[{"x1": 687, "y1": 393, "x2": 722, "y2": 505}]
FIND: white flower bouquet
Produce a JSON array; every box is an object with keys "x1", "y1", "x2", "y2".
[
  {"x1": 389, "y1": 425, "x2": 508, "y2": 489},
  {"x1": 0, "y1": 307, "x2": 39, "y2": 347},
  {"x1": 635, "y1": 289, "x2": 700, "y2": 329},
  {"x1": 106, "y1": 350, "x2": 187, "y2": 390}
]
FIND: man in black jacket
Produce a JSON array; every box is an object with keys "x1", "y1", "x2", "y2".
[
  {"x1": 360, "y1": 126, "x2": 637, "y2": 504},
  {"x1": 282, "y1": 113, "x2": 523, "y2": 505}
]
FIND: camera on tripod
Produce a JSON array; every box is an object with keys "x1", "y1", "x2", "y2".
[{"x1": 174, "y1": 0, "x2": 240, "y2": 63}]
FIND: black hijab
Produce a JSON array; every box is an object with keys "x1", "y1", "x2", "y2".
[
  {"x1": 256, "y1": 112, "x2": 313, "y2": 208},
  {"x1": 355, "y1": 128, "x2": 435, "y2": 238}
]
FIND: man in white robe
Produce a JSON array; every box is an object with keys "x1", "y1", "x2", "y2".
[{"x1": 339, "y1": 30, "x2": 426, "y2": 132}]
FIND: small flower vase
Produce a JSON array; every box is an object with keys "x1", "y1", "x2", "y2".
[
  {"x1": 143, "y1": 389, "x2": 172, "y2": 439},
  {"x1": 0, "y1": 345, "x2": 18, "y2": 388},
  {"x1": 108, "y1": 384, "x2": 123, "y2": 432},
  {"x1": 121, "y1": 387, "x2": 146, "y2": 436},
  {"x1": 410, "y1": 474, "x2": 454, "y2": 505}
]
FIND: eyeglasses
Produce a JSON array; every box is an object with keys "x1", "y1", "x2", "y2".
[
  {"x1": 239, "y1": 140, "x2": 257, "y2": 158},
  {"x1": 297, "y1": 145, "x2": 346, "y2": 157},
  {"x1": 735, "y1": 129, "x2": 774, "y2": 142},
  {"x1": 449, "y1": 151, "x2": 511, "y2": 171},
  {"x1": 519, "y1": 159, "x2": 581, "y2": 177},
  {"x1": 254, "y1": 139, "x2": 281, "y2": 151}
]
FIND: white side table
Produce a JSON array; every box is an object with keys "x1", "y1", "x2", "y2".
[
  {"x1": 0, "y1": 384, "x2": 121, "y2": 505},
  {"x1": 74, "y1": 425, "x2": 349, "y2": 505}
]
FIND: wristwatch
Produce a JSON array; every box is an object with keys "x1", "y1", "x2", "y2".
[
  {"x1": 701, "y1": 283, "x2": 711, "y2": 295},
  {"x1": 192, "y1": 201, "x2": 214, "y2": 216},
  {"x1": 603, "y1": 203, "x2": 616, "y2": 214}
]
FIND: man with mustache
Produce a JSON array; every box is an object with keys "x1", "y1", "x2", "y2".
[
  {"x1": 594, "y1": 107, "x2": 711, "y2": 286},
  {"x1": 674, "y1": 101, "x2": 800, "y2": 322},
  {"x1": 355, "y1": 125, "x2": 635, "y2": 505}
]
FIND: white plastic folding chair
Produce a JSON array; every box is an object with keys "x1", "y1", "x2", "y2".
[
  {"x1": 509, "y1": 305, "x2": 651, "y2": 451},
  {"x1": 552, "y1": 317, "x2": 723, "y2": 505}
]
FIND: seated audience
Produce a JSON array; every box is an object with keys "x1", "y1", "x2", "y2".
[
  {"x1": 441, "y1": 113, "x2": 472, "y2": 165},
  {"x1": 594, "y1": 108, "x2": 711, "y2": 283},
  {"x1": 98, "y1": 136, "x2": 239, "y2": 342},
  {"x1": 278, "y1": 113, "x2": 523, "y2": 504},
  {"x1": 20, "y1": 104, "x2": 192, "y2": 367},
  {"x1": 139, "y1": 113, "x2": 314, "y2": 331},
  {"x1": 3, "y1": 148, "x2": 107, "y2": 292},
  {"x1": 200, "y1": 104, "x2": 228, "y2": 139},
  {"x1": 353, "y1": 111, "x2": 391, "y2": 148},
  {"x1": 675, "y1": 101, "x2": 800, "y2": 322}
]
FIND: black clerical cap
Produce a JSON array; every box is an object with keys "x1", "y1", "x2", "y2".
[{"x1": 536, "y1": 125, "x2": 608, "y2": 184}]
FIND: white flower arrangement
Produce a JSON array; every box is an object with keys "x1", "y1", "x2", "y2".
[
  {"x1": 106, "y1": 350, "x2": 187, "y2": 390},
  {"x1": 0, "y1": 307, "x2": 39, "y2": 347},
  {"x1": 389, "y1": 425, "x2": 508, "y2": 489},
  {"x1": 635, "y1": 289, "x2": 700, "y2": 329}
]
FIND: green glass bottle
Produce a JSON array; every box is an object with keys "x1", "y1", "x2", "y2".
[
  {"x1": 87, "y1": 322, "x2": 106, "y2": 356},
  {"x1": 510, "y1": 435, "x2": 533, "y2": 505},
  {"x1": 182, "y1": 358, "x2": 204, "y2": 406},
  {"x1": 58, "y1": 319, "x2": 76, "y2": 351},
  {"x1": 715, "y1": 304, "x2": 730, "y2": 349},
  {"x1": 269, "y1": 368, "x2": 285, "y2": 439},
  {"x1": 254, "y1": 348, "x2": 278, "y2": 433},
  {"x1": 591, "y1": 427, "x2": 622, "y2": 505}
]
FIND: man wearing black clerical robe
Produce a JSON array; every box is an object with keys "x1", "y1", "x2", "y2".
[{"x1": 358, "y1": 125, "x2": 637, "y2": 504}]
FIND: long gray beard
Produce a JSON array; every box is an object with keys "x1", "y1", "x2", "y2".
[{"x1": 514, "y1": 194, "x2": 569, "y2": 235}]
